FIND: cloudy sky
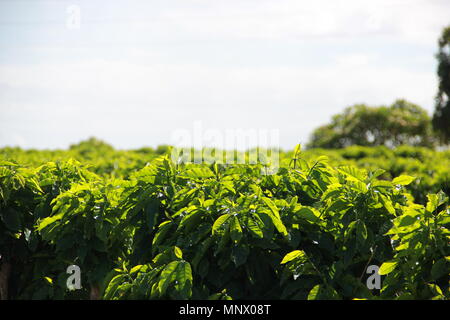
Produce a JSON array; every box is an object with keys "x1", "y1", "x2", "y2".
[{"x1": 0, "y1": 0, "x2": 449, "y2": 150}]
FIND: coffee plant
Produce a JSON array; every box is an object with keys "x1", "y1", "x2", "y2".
[{"x1": 0, "y1": 144, "x2": 448, "y2": 300}]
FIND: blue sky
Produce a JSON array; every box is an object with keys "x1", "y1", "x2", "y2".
[{"x1": 0, "y1": 0, "x2": 449, "y2": 150}]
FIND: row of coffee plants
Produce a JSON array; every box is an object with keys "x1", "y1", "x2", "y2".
[{"x1": 0, "y1": 145, "x2": 448, "y2": 299}]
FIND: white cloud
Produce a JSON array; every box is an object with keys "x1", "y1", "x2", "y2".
[
  {"x1": 0, "y1": 54, "x2": 436, "y2": 149},
  {"x1": 129, "y1": 0, "x2": 449, "y2": 43},
  {"x1": 0, "y1": 0, "x2": 448, "y2": 148}
]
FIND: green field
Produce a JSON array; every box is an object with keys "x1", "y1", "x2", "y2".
[{"x1": 0, "y1": 140, "x2": 449, "y2": 300}]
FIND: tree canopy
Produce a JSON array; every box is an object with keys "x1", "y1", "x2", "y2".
[
  {"x1": 308, "y1": 99, "x2": 435, "y2": 149},
  {"x1": 432, "y1": 26, "x2": 450, "y2": 143},
  {"x1": 69, "y1": 137, "x2": 115, "y2": 157}
]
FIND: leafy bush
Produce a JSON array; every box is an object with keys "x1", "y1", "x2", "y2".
[
  {"x1": 308, "y1": 100, "x2": 436, "y2": 149},
  {"x1": 0, "y1": 145, "x2": 448, "y2": 300}
]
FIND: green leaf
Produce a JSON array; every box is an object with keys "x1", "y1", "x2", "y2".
[
  {"x1": 182, "y1": 167, "x2": 214, "y2": 179},
  {"x1": 0, "y1": 160, "x2": 18, "y2": 166},
  {"x1": 262, "y1": 197, "x2": 280, "y2": 218},
  {"x1": 372, "y1": 180, "x2": 393, "y2": 190},
  {"x1": 307, "y1": 284, "x2": 338, "y2": 300},
  {"x1": 174, "y1": 261, "x2": 192, "y2": 298},
  {"x1": 130, "y1": 265, "x2": 143, "y2": 274},
  {"x1": 281, "y1": 250, "x2": 306, "y2": 264},
  {"x1": 258, "y1": 208, "x2": 287, "y2": 237},
  {"x1": 261, "y1": 198, "x2": 288, "y2": 236},
  {"x1": 426, "y1": 192, "x2": 447, "y2": 213},
  {"x1": 369, "y1": 168, "x2": 386, "y2": 180},
  {"x1": 43, "y1": 277, "x2": 53, "y2": 285},
  {"x1": 397, "y1": 215, "x2": 417, "y2": 227},
  {"x1": 338, "y1": 166, "x2": 366, "y2": 182},
  {"x1": 344, "y1": 220, "x2": 357, "y2": 239},
  {"x1": 104, "y1": 274, "x2": 128, "y2": 300},
  {"x1": 428, "y1": 284, "x2": 444, "y2": 299},
  {"x1": 392, "y1": 175, "x2": 415, "y2": 186},
  {"x1": 379, "y1": 195, "x2": 395, "y2": 215},
  {"x1": 307, "y1": 285, "x2": 321, "y2": 300},
  {"x1": 294, "y1": 207, "x2": 322, "y2": 223},
  {"x1": 356, "y1": 220, "x2": 368, "y2": 242},
  {"x1": 293, "y1": 144, "x2": 301, "y2": 157},
  {"x1": 229, "y1": 216, "x2": 243, "y2": 242},
  {"x1": 152, "y1": 221, "x2": 174, "y2": 246},
  {"x1": 246, "y1": 214, "x2": 264, "y2": 238},
  {"x1": 178, "y1": 208, "x2": 203, "y2": 232},
  {"x1": 174, "y1": 247, "x2": 183, "y2": 259},
  {"x1": 156, "y1": 260, "x2": 193, "y2": 299},
  {"x1": 36, "y1": 213, "x2": 64, "y2": 231},
  {"x1": 379, "y1": 260, "x2": 398, "y2": 275},
  {"x1": 158, "y1": 261, "x2": 180, "y2": 297},
  {"x1": 431, "y1": 258, "x2": 448, "y2": 280},
  {"x1": 350, "y1": 180, "x2": 368, "y2": 193},
  {"x1": 212, "y1": 214, "x2": 232, "y2": 236}
]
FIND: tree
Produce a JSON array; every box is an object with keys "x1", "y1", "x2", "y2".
[
  {"x1": 308, "y1": 99, "x2": 435, "y2": 149},
  {"x1": 432, "y1": 26, "x2": 450, "y2": 143},
  {"x1": 69, "y1": 137, "x2": 115, "y2": 158}
]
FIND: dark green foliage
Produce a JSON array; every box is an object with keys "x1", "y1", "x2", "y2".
[
  {"x1": 308, "y1": 100, "x2": 436, "y2": 149},
  {"x1": 0, "y1": 145, "x2": 448, "y2": 300},
  {"x1": 433, "y1": 26, "x2": 450, "y2": 143}
]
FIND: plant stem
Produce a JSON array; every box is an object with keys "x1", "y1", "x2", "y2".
[{"x1": 0, "y1": 261, "x2": 11, "y2": 300}]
